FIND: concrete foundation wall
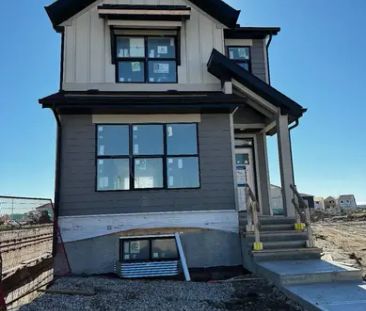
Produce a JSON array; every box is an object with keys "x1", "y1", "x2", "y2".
[{"x1": 62, "y1": 229, "x2": 242, "y2": 275}]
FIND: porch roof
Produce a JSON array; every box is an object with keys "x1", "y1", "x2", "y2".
[
  {"x1": 39, "y1": 91, "x2": 242, "y2": 114},
  {"x1": 207, "y1": 49, "x2": 306, "y2": 119}
]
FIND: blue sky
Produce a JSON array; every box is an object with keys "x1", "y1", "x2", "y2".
[{"x1": 0, "y1": 0, "x2": 365, "y2": 203}]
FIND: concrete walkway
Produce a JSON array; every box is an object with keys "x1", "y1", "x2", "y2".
[{"x1": 256, "y1": 259, "x2": 366, "y2": 311}]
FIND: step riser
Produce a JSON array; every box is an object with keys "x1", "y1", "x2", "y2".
[
  {"x1": 254, "y1": 252, "x2": 321, "y2": 262},
  {"x1": 262, "y1": 241, "x2": 307, "y2": 250},
  {"x1": 280, "y1": 271, "x2": 363, "y2": 285},
  {"x1": 259, "y1": 219, "x2": 297, "y2": 225},
  {"x1": 245, "y1": 234, "x2": 308, "y2": 242},
  {"x1": 260, "y1": 224, "x2": 295, "y2": 231}
]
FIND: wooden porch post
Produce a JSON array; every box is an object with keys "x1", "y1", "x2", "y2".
[{"x1": 277, "y1": 113, "x2": 296, "y2": 217}]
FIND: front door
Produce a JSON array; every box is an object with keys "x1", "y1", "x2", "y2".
[{"x1": 235, "y1": 148, "x2": 255, "y2": 211}]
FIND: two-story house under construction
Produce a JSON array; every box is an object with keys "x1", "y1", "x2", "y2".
[{"x1": 40, "y1": 0, "x2": 321, "y2": 276}]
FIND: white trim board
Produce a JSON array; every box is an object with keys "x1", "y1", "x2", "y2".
[
  {"x1": 59, "y1": 210, "x2": 239, "y2": 243},
  {"x1": 92, "y1": 114, "x2": 201, "y2": 124}
]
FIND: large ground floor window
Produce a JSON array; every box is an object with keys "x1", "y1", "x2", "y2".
[{"x1": 96, "y1": 123, "x2": 200, "y2": 191}]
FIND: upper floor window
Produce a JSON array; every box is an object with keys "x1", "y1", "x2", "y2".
[
  {"x1": 227, "y1": 46, "x2": 251, "y2": 72},
  {"x1": 97, "y1": 123, "x2": 200, "y2": 191},
  {"x1": 116, "y1": 36, "x2": 178, "y2": 83}
]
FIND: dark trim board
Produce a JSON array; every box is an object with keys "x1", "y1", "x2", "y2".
[
  {"x1": 224, "y1": 27, "x2": 281, "y2": 39},
  {"x1": 207, "y1": 49, "x2": 306, "y2": 119},
  {"x1": 39, "y1": 91, "x2": 243, "y2": 114},
  {"x1": 98, "y1": 4, "x2": 191, "y2": 10},
  {"x1": 45, "y1": 0, "x2": 240, "y2": 30}
]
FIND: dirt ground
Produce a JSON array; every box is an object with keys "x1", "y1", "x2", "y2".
[{"x1": 312, "y1": 211, "x2": 366, "y2": 279}]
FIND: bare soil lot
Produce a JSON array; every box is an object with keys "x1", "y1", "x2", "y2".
[
  {"x1": 20, "y1": 276, "x2": 301, "y2": 311},
  {"x1": 312, "y1": 218, "x2": 366, "y2": 279}
]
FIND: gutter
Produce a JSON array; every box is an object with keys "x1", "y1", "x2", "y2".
[{"x1": 266, "y1": 34, "x2": 273, "y2": 85}]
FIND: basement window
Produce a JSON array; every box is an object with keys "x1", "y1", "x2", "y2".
[
  {"x1": 227, "y1": 46, "x2": 251, "y2": 72},
  {"x1": 120, "y1": 237, "x2": 179, "y2": 262},
  {"x1": 116, "y1": 36, "x2": 177, "y2": 83}
]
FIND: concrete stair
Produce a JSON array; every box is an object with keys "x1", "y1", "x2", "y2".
[
  {"x1": 240, "y1": 215, "x2": 366, "y2": 311},
  {"x1": 241, "y1": 215, "x2": 322, "y2": 264}
]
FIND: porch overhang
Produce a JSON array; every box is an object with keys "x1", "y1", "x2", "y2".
[
  {"x1": 39, "y1": 91, "x2": 241, "y2": 114},
  {"x1": 207, "y1": 49, "x2": 307, "y2": 121}
]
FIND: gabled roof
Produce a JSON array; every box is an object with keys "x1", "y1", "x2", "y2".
[
  {"x1": 45, "y1": 0, "x2": 240, "y2": 29},
  {"x1": 207, "y1": 49, "x2": 306, "y2": 119}
]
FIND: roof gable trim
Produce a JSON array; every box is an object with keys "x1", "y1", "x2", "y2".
[{"x1": 45, "y1": 0, "x2": 240, "y2": 29}]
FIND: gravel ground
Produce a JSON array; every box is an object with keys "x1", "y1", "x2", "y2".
[{"x1": 20, "y1": 276, "x2": 302, "y2": 311}]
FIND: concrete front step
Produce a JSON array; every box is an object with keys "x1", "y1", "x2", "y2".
[
  {"x1": 260, "y1": 223, "x2": 295, "y2": 231},
  {"x1": 252, "y1": 248, "x2": 322, "y2": 262},
  {"x1": 256, "y1": 260, "x2": 363, "y2": 286},
  {"x1": 283, "y1": 281, "x2": 366, "y2": 311},
  {"x1": 245, "y1": 231, "x2": 308, "y2": 242}
]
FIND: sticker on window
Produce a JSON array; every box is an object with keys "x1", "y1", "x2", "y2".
[
  {"x1": 154, "y1": 63, "x2": 169, "y2": 74},
  {"x1": 99, "y1": 145, "x2": 105, "y2": 155},
  {"x1": 130, "y1": 241, "x2": 141, "y2": 254},
  {"x1": 124, "y1": 254, "x2": 130, "y2": 260},
  {"x1": 157, "y1": 46, "x2": 168, "y2": 54},
  {"x1": 170, "y1": 38, "x2": 175, "y2": 46},
  {"x1": 167, "y1": 126, "x2": 173, "y2": 137},
  {"x1": 168, "y1": 176, "x2": 174, "y2": 186},
  {"x1": 178, "y1": 159, "x2": 183, "y2": 169},
  {"x1": 129, "y1": 38, "x2": 145, "y2": 57},
  {"x1": 99, "y1": 177, "x2": 109, "y2": 188},
  {"x1": 98, "y1": 127, "x2": 104, "y2": 132},
  {"x1": 229, "y1": 50, "x2": 234, "y2": 59},
  {"x1": 131, "y1": 62, "x2": 141, "y2": 72},
  {"x1": 153, "y1": 252, "x2": 159, "y2": 259},
  {"x1": 134, "y1": 144, "x2": 139, "y2": 154},
  {"x1": 238, "y1": 48, "x2": 249, "y2": 59}
]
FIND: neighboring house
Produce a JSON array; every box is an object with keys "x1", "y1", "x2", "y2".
[
  {"x1": 40, "y1": 0, "x2": 308, "y2": 275},
  {"x1": 270, "y1": 185, "x2": 283, "y2": 215},
  {"x1": 338, "y1": 194, "x2": 357, "y2": 209},
  {"x1": 314, "y1": 197, "x2": 325, "y2": 210},
  {"x1": 270, "y1": 185, "x2": 314, "y2": 215},
  {"x1": 324, "y1": 196, "x2": 340, "y2": 213}
]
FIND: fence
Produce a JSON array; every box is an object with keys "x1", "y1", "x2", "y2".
[{"x1": 0, "y1": 196, "x2": 56, "y2": 310}]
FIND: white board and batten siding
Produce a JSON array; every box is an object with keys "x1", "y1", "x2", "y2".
[
  {"x1": 62, "y1": 0, "x2": 226, "y2": 92},
  {"x1": 59, "y1": 210, "x2": 239, "y2": 242}
]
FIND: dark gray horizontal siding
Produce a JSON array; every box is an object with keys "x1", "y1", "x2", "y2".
[
  {"x1": 59, "y1": 113, "x2": 236, "y2": 216},
  {"x1": 251, "y1": 39, "x2": 267, "y2": 82}
]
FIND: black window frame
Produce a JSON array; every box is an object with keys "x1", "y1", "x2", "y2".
[
  {"x1": 96, "y1": 123, "x2": 200, "y2": 192},
  {"x1": 120, "y1": 237, "x2": 179, "y2": 263},
  {"x1": 115, "y1": 35, "x2": 178, "y2": 84},
  {"x1": 226, "y1": 45, "x2": 252, "y2": 73}
]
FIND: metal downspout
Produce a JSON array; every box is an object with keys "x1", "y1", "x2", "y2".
[
  {"x1": 266, "y1": 34, "x2": 273, "y2": 85},
  {"x1": 52, "y1": 109, "x2": 62, "y2": 257},
  {"x1": 288, "y1": 119, "x2": 299, "y2": 188}
]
